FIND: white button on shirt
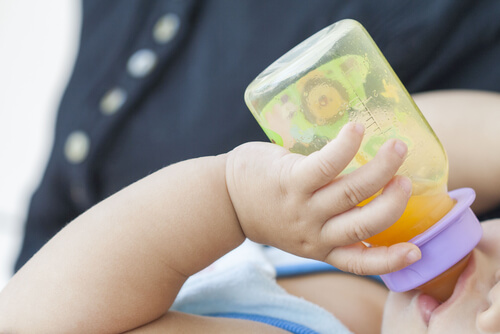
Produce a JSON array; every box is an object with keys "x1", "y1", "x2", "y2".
[
  {"x1": 127, "y1": 49, "x2": 158, "y2": 78},
  {"x1": 64, "y1": 131, "x2": 90, "y2": 164},
  {"x1": 153, "y1": 13, "x2": 180, "y2": 44},
  {"x1": 100, "y1": 87, "x2": 127, "y2": 115}
]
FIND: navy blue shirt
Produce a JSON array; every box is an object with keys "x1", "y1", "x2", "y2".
[{"x1": 15, "y1": 0, "x2": 500, "y2": 270}]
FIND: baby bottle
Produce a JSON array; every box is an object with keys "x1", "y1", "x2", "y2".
[{"x1": 244, "y1": 19, "x2": 482, "y2": 302}]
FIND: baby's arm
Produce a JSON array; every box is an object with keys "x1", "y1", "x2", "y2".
[
  {"x1": 414, "y1": 90, "x2": 500, "y2": 214},
  {"x1": 0, "y1": 124, "x2": 419, "y2": 333},
  {"x1": 0, "y1": 155, "x2": 243, "y2": 333}
]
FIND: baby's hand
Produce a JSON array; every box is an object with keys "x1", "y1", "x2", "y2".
[{"x1": 226, "y1": 123, "x2": 420, "y2": 276}]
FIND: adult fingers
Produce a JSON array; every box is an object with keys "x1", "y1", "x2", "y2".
[
  {"x1": 292, "y1": 123, "x2": 364, "y2": 194},
  {"x1": 324, "y1": 242, "x2": 421, "y2": 276},
  {"x1": 311, "y1": 137, "x2": 408, "y2": 216},
  {"x1": 320, "y1": 175, "x2": 412, "y2": 247}
]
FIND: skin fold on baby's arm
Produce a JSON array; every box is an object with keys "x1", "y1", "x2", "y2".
[{"x1": 0, "y1": 123, "x2": 420, "y2": 333}]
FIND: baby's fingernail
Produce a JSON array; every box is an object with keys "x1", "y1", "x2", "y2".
[
  {"x1": 406, "y1": 249, "x2": 421, "y2": 264},
  {"x1": 353, "y1": 123, "x2": 365, "y2": 135},
  {"x1": 397, "y1": 177, "x2": 412, "y2": 196},
  {"x1": 394, "y1": 140, "x2": 408, "y2": 158}
]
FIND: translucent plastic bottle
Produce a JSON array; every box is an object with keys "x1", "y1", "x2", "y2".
[{"x1": 245, "y1": 19, "x2": 482, "y2": 302}]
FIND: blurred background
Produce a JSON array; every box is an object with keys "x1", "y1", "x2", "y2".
[{"x1": 0, "y1": 0, "x2": 81, "y2": 289}]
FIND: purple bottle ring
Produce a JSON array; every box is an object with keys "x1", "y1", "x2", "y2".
[{"x1": 381, "y1": 188, "x2": 483, "y2": 292}]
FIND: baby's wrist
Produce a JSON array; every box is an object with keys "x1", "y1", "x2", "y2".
[{"x1": 222, "y1": 150, "x2": 247, "y2": 240}]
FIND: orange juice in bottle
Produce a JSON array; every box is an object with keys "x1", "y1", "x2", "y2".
[
  {"x1": 363, "y1": 179, "x2": 456, "y2": 247},
  {"x1": 245, "y1": 19, "x2": 482, "y2": 302}
]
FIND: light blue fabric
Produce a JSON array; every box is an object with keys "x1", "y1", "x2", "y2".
[
  {"x1": 275, "y1": 261, "x2": 384, "y2": 284},
  {"x1": 265, "y1": 244, "x2": 384, "y2": 284},
  {"x1": 209, "y1": 312, "x2": 321, "y2": 334},
  {"x1": 171, "y1": 240, "x2": 352, "y2": 333}
]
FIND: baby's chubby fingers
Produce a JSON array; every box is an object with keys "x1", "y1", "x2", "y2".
[
  {"x1": 311, "y1": 137, "x2": 408, "y2": 217},
  {"x1": 321, "y1": 175, "x2": 412, "y2": 247},
  {"x1": 292, "y1": 123, "x2": 365, "y2": 194},
  {"x1": 324, "y1": 241, "x2": 421, "y2": 276}
]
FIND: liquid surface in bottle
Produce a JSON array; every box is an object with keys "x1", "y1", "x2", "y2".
[{"x1": 363, "y1": 188, "x2": 456, "y2": 246}]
